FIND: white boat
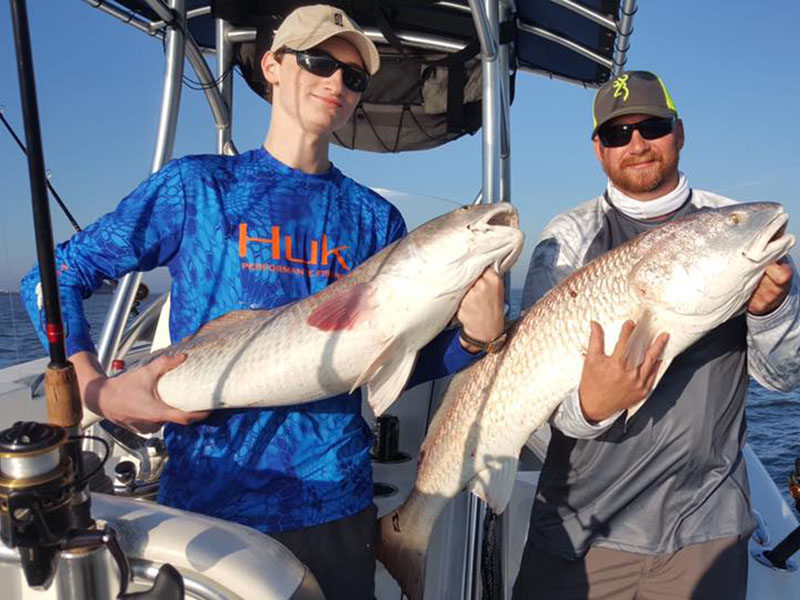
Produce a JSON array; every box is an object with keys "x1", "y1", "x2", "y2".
[{"x1": 2, "y1": 1, "x2": 799, "y2": 598}]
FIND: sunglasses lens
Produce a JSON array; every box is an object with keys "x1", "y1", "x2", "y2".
[
  {"x1": 599, "y1": 125, "x2": 632, "y2": 148},
  {"x1": 638, "y1": 118, "x2": 674, "y2": 140},
  {"x1": 299, "y1": 53, "x2": 338, "y2": 78},
  {"x1": 342, "y1": 67, "x2": 370, "y2": 92},
  {"x1": 296, "y1": 50, "x2": 370, "y2": 93},
  {"x1": 599, "y1": 118, "x2": 674, "y2": 147}
]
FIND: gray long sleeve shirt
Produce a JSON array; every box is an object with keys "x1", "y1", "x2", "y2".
[{"x1": 521, "y1": 189, "x2": 800, "y2": 559}]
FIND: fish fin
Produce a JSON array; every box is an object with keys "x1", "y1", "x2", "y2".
[
  {"x1": 377, "y1": 505, "x2": 430, "y2": 600},
  {"x1": 364, "y1": 351, "x2": 418, "y2": 416},
  {"x1": 468, "y1": 455, "x2": 519, "y2": 515},
  {"x1": 307, "y1": 283, "x2": 376, "y2": 331},
  {"x1": 620, "y1": 310, "x2": 658, "y2": 367},
  {"x1": 349, "y1": 335, "x2": 399, "y2": 393},
  {"x1": 625, "y1": 356, "x2": 674, "y2": 422}
]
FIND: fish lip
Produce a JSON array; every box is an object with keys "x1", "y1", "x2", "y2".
[
  {"x1": 745, "y1": 211, "x2": 795, "y2": 263},
  {"x1": 472, "y1": 204, "x2": 523, "y2": 273},
  {"x1": 494, "y1": 229, "x2": 525, "y2": 274}
]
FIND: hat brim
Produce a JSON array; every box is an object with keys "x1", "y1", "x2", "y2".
[
  {"x1": 280, "y1": 29, "x2": 380, "y2": 75},
  {"x1": 592, "y1": 106, "x2": 677, "y2": 138}
]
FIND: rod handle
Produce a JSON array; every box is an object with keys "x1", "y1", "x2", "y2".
[{"x1": 45, "y1": 364, "x2": 82, "y2": 430}]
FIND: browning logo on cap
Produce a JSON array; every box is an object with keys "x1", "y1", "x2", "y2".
[
  {"x1": 333, "y1": 12, "x2": 343, "y2": 26},
  {"x1": 612, "y1": 75, "x2": 630, "y2": 102}
]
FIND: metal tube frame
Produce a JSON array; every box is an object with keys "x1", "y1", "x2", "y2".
[
  {"x1": 140, "y1": 0, "x2": 173, "y2": 24},
  {"x1": 467, "y1": 0, "x2": 499, "y2": 62},
  {"x1": 150, "y1": 5, "x2": 211, "y2": 32},
  {"x1": 185, "y1": 31, "x2": 231, "y2": 132},
  {"x1": 548, "y1": 0, "x2": 617, "y2": 30},
  {"x1": 498, "y1": 1, "x2": 511, "y2": 200},
  {"x1": 612, "y1": 0, "x2": 637, "y2": 74},
  {"x1": 517, "y1": 64, "x2": 595, "y2": 88},
  {"x1": 462, "y1": 0, "x2": 511, "y2": 596},
  {"x1": 96, "y1": 0, "x2": 186, "y2": 370},
  {"x1": 215, "y1": 17, "x2": 236, "y2": 155},
  {"x1": 226, "y1": 26, "x2": 469, "y2": 54},
  {"x1": 82, "y1": 0, "x2": 159, "y2": 37},
  {"x1": 517, "y1": 19, "x2": 613, "y2": 70},
  {"x1": 477, "y1": 0, "x2": 501, "y2": 206},
  {"x1": 94, "y1": 0, "x2": 241, "y2": 368}
]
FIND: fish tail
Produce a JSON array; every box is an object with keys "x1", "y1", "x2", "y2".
[{"x1": 377, "y1": 503, "x2": 431, "y2": 600}]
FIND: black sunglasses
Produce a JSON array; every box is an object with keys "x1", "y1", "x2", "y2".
[
  {"x1": 597, "y1": 117, "x2": 675, "y2": 148},
  {"x1": 282, "y1": 48, "x2": 371, "y2": 93}
]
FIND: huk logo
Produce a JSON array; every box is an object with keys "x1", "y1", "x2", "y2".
[
  {"x1": 613, "y1": 74, "x2": 630, "y2": 102},
  {"x1": 238, "y1": 223, "x2": 351, "y2": 271},
  {"x1": 333, "y1": 12, "x2": 343, "y2": 26}
]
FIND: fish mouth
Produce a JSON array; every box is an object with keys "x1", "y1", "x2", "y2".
[
  {"x1": 470, "y1": 203, "x2": 524, "y2": 273},
  {"x1": 474, "y1": 202, "x2": 520, "y2": 229},
  {"x1": 745, "y1": 210, "x2": 795, "y2": 263}
]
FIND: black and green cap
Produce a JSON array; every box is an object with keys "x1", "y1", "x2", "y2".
[{"x1": 591, "y1": 71, "x2": 678, "y2": 138}]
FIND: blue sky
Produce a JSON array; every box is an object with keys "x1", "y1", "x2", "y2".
[{"x1": 1, "y1": 1, "x2": 799, "y2": 292}]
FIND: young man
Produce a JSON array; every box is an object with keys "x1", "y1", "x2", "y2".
[
  {"x1": 513, "y1": 71, "x2": 800, "y2": 599},
  {"x1": 21, "y1": 6, "x2": 505, "y2": 598}
]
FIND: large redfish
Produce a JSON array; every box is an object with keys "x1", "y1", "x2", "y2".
[
  {"x1": 104, "y1": 204, "x2": 522, "y2": 426},
  {"x1": 377, "y1": 202, "x2": 795, "y2": 600}
]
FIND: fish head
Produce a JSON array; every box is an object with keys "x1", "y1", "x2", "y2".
[
  {"x1": 386, "y1": 203, "x2": 524, "y2": 293},
  {"x1": 630, "y1": 202, "x2": 795, "y2": 329}
]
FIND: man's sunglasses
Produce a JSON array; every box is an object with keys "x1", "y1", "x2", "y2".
[
  {"x1": 282, "y1": 48, "x2": 371, "y2": 93},
  {"x1": 597, "y1": 117, "x2": 675, "y2": 148}
]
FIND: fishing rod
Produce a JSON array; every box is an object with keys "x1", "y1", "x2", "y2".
[
  {"x1": 2, "y1": 103, "x2": 151, "y2": 316},
  {"x1": 0, "y1": 108, "x2": 82, "y2": 234},
  {"x1": 4, "y1": 1, "x2": 182, "y2": 596}
]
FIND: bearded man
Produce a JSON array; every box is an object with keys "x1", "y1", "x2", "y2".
[{"x1": 512, "y1": 70, "x2": 800, "y2": 600}]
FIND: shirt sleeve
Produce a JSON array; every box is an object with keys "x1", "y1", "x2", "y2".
[
  {"x1": 385, "y1": 204, "x2": 408, "y2": 245},
  {"x1": 746, "y1": 257, "x2": 800, "y2": 392},
  {"x1": 522, "y1": 225, "x2": 622, "y2": 439},
  {"x1": 20, "y1": 160, "x2": 187, "y2": 357}
]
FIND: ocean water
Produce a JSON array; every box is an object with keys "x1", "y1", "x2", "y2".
[{"x1": 1, "y1": 290, "x2": 800, "y2": 510}]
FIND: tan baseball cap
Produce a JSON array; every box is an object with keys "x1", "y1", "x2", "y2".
[{"x1": 270, "y1": 5, "x2": 380, "y2": 75}]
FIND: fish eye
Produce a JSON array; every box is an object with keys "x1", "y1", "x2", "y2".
[
  {"x1": 728, "y1": 214, "x2": 741, "y2": 226},
  {"x1": 460, "y1": 205, "x2": 469, "y2": 211}
]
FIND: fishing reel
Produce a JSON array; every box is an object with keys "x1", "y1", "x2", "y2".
[
  {"x1": 0, "y1": 421, "x2": 77, "y2": 586},
  {"x1": 758, "y1": 458, "x2": 800, "y2": 571},
  {"x1": 0, "y1": 421, "x2": 183, "y2": 598}
]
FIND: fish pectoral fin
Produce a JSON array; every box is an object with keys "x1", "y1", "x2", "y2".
[
  {"x1": 621, "y1": 309, "x2": 659, "y2": 367},
  {"x1": 350, "y1": 336, "x2": 397, "y2": 393},
  {"x1": 468, "y1": 455, "x2": 519, "y2": 515},
  {"x1": 625, "y1": 356, "x2": 674, "y2": 422},
  {"x1": 364, "y1": 351, "x2": 419, "y2": 417},
  {"x1": 307, "y1": 283, "x2": 376, "y2": 331}
]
